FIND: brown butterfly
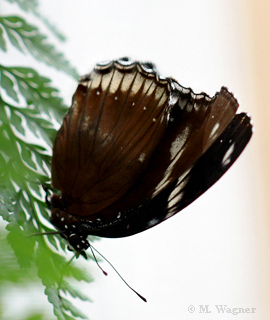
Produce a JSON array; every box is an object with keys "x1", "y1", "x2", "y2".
[{"x1": 47, "y1": 57, "x2": 253, "y2": 254}]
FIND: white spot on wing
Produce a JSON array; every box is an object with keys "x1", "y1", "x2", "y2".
[
  {"x1": 186, "y1": 103, "x2": 193, "y2": 112},
  {"x1": 210, "y1": 123, "x2": 220, "y2": 138},
  {"x1": 147, "y1": 218, "x2": 159, "y2": 228},
  {"x1": 80, "y1": 81, "x2": 89, "y2": 87},
  {"x1": 222, "y1": 143, "x2": 235, "y2": 166},
  {"x1": 165, "y1": 169, "x2": 191, "y2": 217},
  {"x1": 169, "y1": 127, "x2": 190, "y2": 160},
  {"x1": 81, "y1": 115, "x2": 91, "y2": 131},
  {"x1": 138, "y1": 153, "x2": 146, "y2": 163}
]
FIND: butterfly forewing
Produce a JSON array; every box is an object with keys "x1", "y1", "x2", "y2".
[{"x1": 51, "y1": 62, "x2": 172, "y2": 216}]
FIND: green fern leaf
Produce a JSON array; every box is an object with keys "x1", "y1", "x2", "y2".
[{"x1": 0, "y1": 16, "x2": 78, "y2": 78}]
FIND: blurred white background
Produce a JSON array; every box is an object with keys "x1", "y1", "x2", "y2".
[{"x1": 1, "y1": 0, "x2": 269, "y2": 319}]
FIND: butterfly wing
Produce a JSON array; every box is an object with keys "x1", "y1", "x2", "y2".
[
  {"x1": 51, "y1": 60, "x2": 173, "y2": 216},
  {"x1": 84, "y1": 95, "x2": 252, "y2": 237},
  {"x1": 103, "y1": 86, "x2": 240, "y2": 210},
  {"x1": 50, "y1": 59, "x2": 252, "y2": 241},
  {"x1": 90, "y1": 112, "x2": 252, "y2": 237}
]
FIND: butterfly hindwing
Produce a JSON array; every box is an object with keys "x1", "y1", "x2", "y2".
[{"x1": 88, "y1": 113, "x2": 252, "y2": 238}]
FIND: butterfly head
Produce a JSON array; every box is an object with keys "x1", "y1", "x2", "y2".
[{"x1": 49, "y1": 194, "x2": 90, "y2": 253}]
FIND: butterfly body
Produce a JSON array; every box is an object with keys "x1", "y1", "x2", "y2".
[{"x1": 49, "y1": 57, "x2": 252, "y2": 252}]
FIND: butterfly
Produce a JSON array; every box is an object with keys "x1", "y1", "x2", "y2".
[{"x1": 48, "y1": 57, "x2": 253, "y2": 254}]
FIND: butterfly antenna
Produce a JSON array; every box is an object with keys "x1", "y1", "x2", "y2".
[
  {"x1": 89, "y1": 243, "x2": 147, "y2": 302},
  {"x1": 88, "y1": 245, "x2": 108, "y2": 276}
]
